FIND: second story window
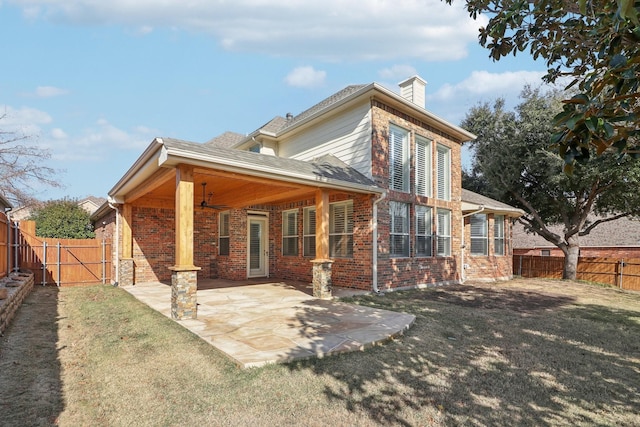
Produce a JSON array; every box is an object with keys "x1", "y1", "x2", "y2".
[
  {"x1": 436, "y1": 144, "x2": 451, "y2": 200},
  {"x1": 219, "y1": 211, "x2": 230, "y2": 256},
  {"x1": 389, "y1": 125, "x2": 409, "y2": 192},
  {"x1": 415, "y1": 136, "x2": 432, "y2": 197}
]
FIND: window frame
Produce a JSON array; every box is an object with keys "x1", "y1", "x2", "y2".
[
  {"x1": 390, "y1": 201, "x2": 410, "y2": 257},
  {"x1": 436, "y1": 208, "x2": 451, "y2": 257},
  {"x1": 415, "y1": 136, "x2": 432, "y2": 198},
  {"x1": 415, "y1": 205, "x2": 433, "y2": 257},
  {"x1": 303, "y1": 206, "x2": 316, "y2": 257},
  {"x1": 494, "y1": 214, "x2": 505, "y2": 256},
  {"x1": 389, "y1": 124, "x2": 410, "y2": 193},
  {"x1": 218, "y1": 211, "x2": 230, "y2": 256},
  {"x1": 329, "y1": 200, "x2": 354, "y2": 258},
  {"x1": 282, "y1": 209, "x2": 299, "y2": 256},
  {"x1": 470, "y1": 213, "x2": 488, "y2": 256},
  {"x1": 436, "y1": 144, "x2": 451, "y2": 201}
]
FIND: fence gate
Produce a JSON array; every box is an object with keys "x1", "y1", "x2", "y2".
[{"x1": 14, "y1": 220, "x2": 112, "y2": 286}]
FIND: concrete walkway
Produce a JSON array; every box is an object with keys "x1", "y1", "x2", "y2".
[{"x1": 124, "y1": 280, "x2": 415, "y2": 368}]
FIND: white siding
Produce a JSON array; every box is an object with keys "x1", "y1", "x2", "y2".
[{"x1": 278, "y1": 102, "x2": 372, "y2": 178}]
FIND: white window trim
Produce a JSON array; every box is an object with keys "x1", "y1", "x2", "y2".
[
  {"x1": 329, "y1": 200, "x2": 354, "y2": 258},
  {"x1": 415, "y1": 205, "x2": 433, "y2": 257},
  {"x1": 303, "y1": 206, "x2": 316, "y2": 257},
  {"x1": 436, "y1": 144, "x2": 451, "y2": 201},
  {"x1": 282, "y1": 209, "x2": 298, "y2": 256},
  {"x1": 389, "y1": 124, "x2": 410, "y2": 193},
  {"x1": 470, "y1": 213, "x2": 488, "y2": 256},
  {"x1": 415, "y1": 136, "x2": 432, "y2": 198},
  {"x1": 494, "y1": 215, "x2": 506, "y2": 256},
  {"x1": 436, "y1": 208, "x2": 451, "y2": 257},
  {"x1": 390, "y1": 201, "x2": 410, "y2": 257}
]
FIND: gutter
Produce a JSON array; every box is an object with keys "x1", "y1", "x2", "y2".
[
  {"x1": 372, "y1": 191, "x2": 387, "y2": 295},
  {"x1": 461, "y1": 205, "x2": 485, "y2": 283}
]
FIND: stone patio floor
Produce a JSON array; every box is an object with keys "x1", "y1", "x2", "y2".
[{"x1": 123, "y1": 279, "x2": 416, "y2": 368}]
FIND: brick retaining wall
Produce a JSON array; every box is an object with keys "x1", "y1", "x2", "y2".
[{"x1": 0, "y1": 271, "x2": 35, "y2": 335}]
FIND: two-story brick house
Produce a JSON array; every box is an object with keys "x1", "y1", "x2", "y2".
[{"x1": 93, "y1": 76, "x2": 522, "y2": 319}]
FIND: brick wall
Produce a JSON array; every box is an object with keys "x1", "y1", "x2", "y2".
[
  {"x1": 463, "y1": 214, "x2": 514, "y2": 281},
  {"x1": 371, "y1": 101, "x2": 463, "y2": 290}
]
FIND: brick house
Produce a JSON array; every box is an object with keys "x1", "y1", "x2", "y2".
[{"x1": 92, "y1": 75, "x2": 522, "y2": 319}]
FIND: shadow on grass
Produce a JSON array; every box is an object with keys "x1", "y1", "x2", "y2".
[
  {"x1": 0, "y1": 286, "x2": 63, "y2": 425},
  {"x1": 286, "y1": 284, "x2": 640, "y2": 426}
]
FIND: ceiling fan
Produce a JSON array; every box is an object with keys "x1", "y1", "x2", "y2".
[{"x1": 200, "y1": 182, "x2": 229, "y2": 210}]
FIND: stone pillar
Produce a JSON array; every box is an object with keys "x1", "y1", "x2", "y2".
[
  {"x1": 119, "y1": 258, "x2": 134, "y2": 287},
  {"x1": 311, "y1": 259, "x2": 334, "y2": 299},
  {"x1": 170, "y1": 267, "x2": 198, "y2": 320}
]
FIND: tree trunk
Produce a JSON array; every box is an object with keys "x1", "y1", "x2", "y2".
[{"x1": 563, "y1": 239, "x2": 580, "y2": 280}]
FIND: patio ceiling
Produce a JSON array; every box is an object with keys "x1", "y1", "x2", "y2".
[{"x1": 125, "y1": 167, "x2": 337, "y2": 210}]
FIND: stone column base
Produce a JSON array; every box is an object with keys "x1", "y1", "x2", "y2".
[
  {"x1": 170, "y1": 267, "x2": 199, "y2": 320},
  {"x1": 311, "y1": 259, "x2": 334, "y2": 299},
  {"x1": 119, "y1": 258, "x2": 135, "y2": 287}
]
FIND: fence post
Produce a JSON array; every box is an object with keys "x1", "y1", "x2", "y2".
[
  {"x1": 57, "y1": 241, "x2": 61, "y2": 287},
  {"x1": 42, "y1": 241, "x2": 47, "y2": 286},
  {"x1": 102, "y1": 239, "x2": 106, "y2": 284},
  {"x1": 619, "y1": 259, "x2": 624, "y2": 290},
  {"x1": 13, "y1": 221, "x2": 19, "y2": 272}
]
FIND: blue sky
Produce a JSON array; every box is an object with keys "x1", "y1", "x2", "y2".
[{"x1": 1, "y1": 0, "x2": 549, "y2": 204}]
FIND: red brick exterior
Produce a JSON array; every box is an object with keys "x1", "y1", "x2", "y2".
[{"x1": 462, "y1": 214, "x2": 514, "y2": 281}]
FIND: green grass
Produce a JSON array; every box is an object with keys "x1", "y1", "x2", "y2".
[{"x1": 1, "y1": 278, "x2": 639, "y2": 426}]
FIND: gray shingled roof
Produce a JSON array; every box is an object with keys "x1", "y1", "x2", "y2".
[
  {"x1": 205, "y1": 131, "x2": 246, "y2": 148},
  {"x1": 513, "y1": 215, "x2": 640, "y2": 248},
  {"x1": 461, "y1": 189, "x2": 523, "y2": 215},
  {"x1": 162, "y1": 137, "x2": 380, "y2": 190}
]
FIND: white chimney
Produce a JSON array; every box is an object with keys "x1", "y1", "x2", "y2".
[{"x1": 398, "y1": 75, "x2": 427, "y2": 109}]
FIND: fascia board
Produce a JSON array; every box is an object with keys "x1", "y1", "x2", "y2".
[
  {"x1": 107, "y1": 137, "x2": 165, "y2": 202},
  {"x1": 461, "y1": 201, "x2": 525, "y2": 217}
]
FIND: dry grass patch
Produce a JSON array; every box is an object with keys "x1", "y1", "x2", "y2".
[{"x1": 1, "y1": 278, "x2": 639, "y2": 426}]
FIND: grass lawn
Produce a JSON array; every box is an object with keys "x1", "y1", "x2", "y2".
[{"x1": 1, "y1": 278, "x2": 639, "y2": 426}]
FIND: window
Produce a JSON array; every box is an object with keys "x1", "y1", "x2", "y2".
[
  {"x1": 219, "y1": 211, "x2": 230, "y2": 256},
  {"x1": 415, "y1": 205, "x2": 432, "y2": 257},
  {"x1": 389, "y1": 125, "x2": 409, "y2": 192},
  {"x1": 390, "y1": 201, "x2": 410, "y2": 257},
  {"x1": 330, "y1": 201, "x2": 353, "y2": 258},
  {"x1": 436, "y1": 144, "x2": 451, "y2": 200},
  {"x1": 494, "y1": 215, "x2": 505, "y2": 256},
  {"x1": 436, "y1": 209, "x2": 451, "y2": 256},
  {"x1": 541, "y1": 249, "x2": 551, "y2": 256},
  {"x1": 249, "y1": 144, "x2": 261, "y2": 153},
  {"x1": 470, "y1": 214, "x2": 488, "y2": 256},
  {"x1": 282, "y1": 209, "x2": 298, "y2": 256},
  {"x1": 415, "y1": 136, "x2": 432, "y2": 197},
  {"x1": 303, "y1": 207, "x2": 316, "y2": 257}
]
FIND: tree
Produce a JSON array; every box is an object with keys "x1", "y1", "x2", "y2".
[
  {"x1": 462, "y1": 87, "x2": 640, "y2": 279},
  {"x1": 0, "y1": 113, "x2": 61, "y2": 205},
  {"x1": 448, "y1": 0, "x2": 640, "y2": 168},
  {"x1": 29, "y1": 199, "x2": 95, "y2": 239}
]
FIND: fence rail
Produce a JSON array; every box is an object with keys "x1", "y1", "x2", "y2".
[
  {"x1": 14, "y1": 220, "x2": 112, "y2": 286},
  {"x1": 514, "y1": 255, "x2": 640, "y2": 291}
]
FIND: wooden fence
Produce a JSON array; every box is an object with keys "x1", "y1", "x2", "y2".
[
  {"x1": 14, "y1": 221, "x2": 112, "y2": 286},
  {"x1": 0, "y1": 212, "x2": 8, "y2": 278},
  {"x1": 513, "y1": 255, "x2": 640, "y2": 291}
]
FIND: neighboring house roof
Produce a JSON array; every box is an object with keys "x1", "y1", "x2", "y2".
[
  {"x1": 513, "y1": 215, "x2": 640, "y2": 248},
  {"x1": 78, "y1": 196, "x2": 107, "y2": 214},
  {"x1": 108, "y1": 137, "x2": 382, "y2": 203},
  {"x1": 205, "y1": 131, "x2": 246, "y2": 148},
  {"x1": 461, "y1": 189, "x2": 524, "y2": 217}
]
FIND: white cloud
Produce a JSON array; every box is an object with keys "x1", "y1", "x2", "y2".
[
  {"x1": 35, "y1": 86, "x2": 69, "y2": 97},
  {"x1": 379, "y1": 65, "x2": 418, "y2": 82},
  {"x1": 285, "y1": 66, "x2": 326, "y2": 88},
  {"x1": 51, "y1": 128, "x2": 68, "y2": 139},
  {"x1": 9, "y1": 0, "x2": 487, "y2": 61}
]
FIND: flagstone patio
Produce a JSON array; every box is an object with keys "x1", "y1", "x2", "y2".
[{"x1": 123, "y1": 279, "x2": 416, "y2": 368}]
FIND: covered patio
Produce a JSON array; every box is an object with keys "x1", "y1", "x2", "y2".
[{"x1": 124, "y1": 279, "x2": 416, "y2": 368}]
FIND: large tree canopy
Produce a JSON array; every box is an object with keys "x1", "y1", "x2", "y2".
[
  {"x1": 449, "y1": 0, "x2": 640, "y2": 168},
  {"x1": 29, "y1": 199, "x2": 95, "y2": 239},
  {"x1": 0, "y1": 114, "x2": 61, "y2": 205},
  {"x1": 462, "y1": 87, "x2": 640, "y2": 279}
]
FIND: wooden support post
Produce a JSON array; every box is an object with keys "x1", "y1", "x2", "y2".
[
  {"x1": 315, "y1": 189, "x2": 330, "y2": 260},
  {"x1": 121, "y1": 203, "x2": 133, "y2": 259},
  {"x1": 174, "y1": 164, "x2": 196, "y2": 269}
]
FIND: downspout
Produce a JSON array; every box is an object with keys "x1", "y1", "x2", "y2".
[
  {"x1": 372, "y1": 191, "x2": 387, "y2": 295},
  {"x1": 108, "y1": 202, "x2": 120, "y2": 286},
  {"x1": 461, "y1": 205, "x2": 485, "y2": 283}
]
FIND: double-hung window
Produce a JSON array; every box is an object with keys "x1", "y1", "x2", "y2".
[
  {"x1": 389, "y1": 125, "x2": 409, "y2": 192},
  {"x1": 436, "y1": 144, "x2": 451, "y2": 200},
  {"x1": 390, "y1": 201, "x2": 410, "y2": 257},
  {"x1": 494, "y1": 215, "x2": 505, "y2": 256},
  {"x1": 436, "y1": 208, "x2": 451, "y2": 256},
  {"x1": 415, "y1": 136, "x2": 432, "y2": 197},
  {"x1": 330, "y1": 201, "x2": 353, "y2": 258},
  {"x1": 415, "y1": 205, "x2": 432, "y2": 257},
  {"x1": 219, "y1": 211, "x2": 230, "y2": 256},
  {"x1": 282, "y1": 209, "x2": 298, "y2": 256},
  {"x1": 303, "y1": 207, "x2": 316, "y2": 257},
  {"x1": 470, "y1": 214, "x2": 488, "y2": 255}
]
